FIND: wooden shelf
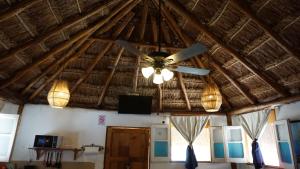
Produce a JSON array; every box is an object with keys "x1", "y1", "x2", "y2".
[{"x1": 29, "y1": 147, "x2": 82, "y2": 160}]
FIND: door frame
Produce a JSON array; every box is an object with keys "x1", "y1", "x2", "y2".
[{"x1": 104, "y1": 126, "x2": 151, "y2": 169}]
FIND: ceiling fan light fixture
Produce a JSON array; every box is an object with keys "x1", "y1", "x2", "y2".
[
  {"x1": 161, "y1": 68, "x2": 174, "y2": 81},
  {"x1": 47, "y1": 80, "x2": 70, "y2": 108},
  {"x1": 142, "y1": 66, "x2": 155, "y2": 78},
  {"x1": 153, "y1": 72, "x2": 164, "y2": 84}
]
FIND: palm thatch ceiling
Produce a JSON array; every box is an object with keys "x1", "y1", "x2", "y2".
[{"x1": 0, "y1": 0, "x2": 299, "y2": 113}]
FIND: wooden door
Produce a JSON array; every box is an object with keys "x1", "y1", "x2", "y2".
[{"x1": 104, "y1": 127, "x2": 150, "y2": 169}]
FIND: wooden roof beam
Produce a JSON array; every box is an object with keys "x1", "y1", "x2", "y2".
[
  {"x1": 0, "y1": 0, "x2": 121, "y2": 63},
  {"x1": 21, "y1": 38, "x2": 87, "y2": 95},
  {"x1": 97, "y1": 26, "x2": 135, "y2": 106},
  {"x1": 163, "y1": 0, "x2": 289, "y2": 97},
  {"x1": 0, "y1": 0, "x2": 138, "y2": 89},
  {"x1": 90, "y1": 37, "x2": 183, "y2": 50},
  {"x1": 230, "y1": 0, "x2": 300, "y2": 63},
  {"x1": 208, "y1": 0, "x2": 230, "y2": 26},
  {"x1": 210, "y1": 57, "x2": 257, "y2": 104},
  {"x1": 177, "y1": 73, "x2": 192, "y2": 111},
  {"x1": 28, "y1": 40, "x2": 94, "y2": 101},
  {"x1": 138, "y1": 1, "x2": 149, "y2": 40},
  {"x1": 229, "y1": 94, "x2": 300, "y2": 116},
  {"x1": 159, "y1": 1, "x2": 235, "y2": 109},
  {"x1": 71, "y1": 13, "x2": 135, "y2": 94},
  {"x1": 0, "y1": 0, "x2": 40, "y2": 22}
]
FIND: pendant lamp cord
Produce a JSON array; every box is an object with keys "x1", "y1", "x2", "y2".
[{"x1": 158, "y1": 0, "x2": 162, "y2": 52}]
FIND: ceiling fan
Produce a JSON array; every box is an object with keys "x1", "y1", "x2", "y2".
[{"x1": 115, "y1": 0, "x2": 210, "y2": 84}]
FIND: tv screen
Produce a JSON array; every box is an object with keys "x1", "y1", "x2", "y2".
[{"x1": 118, "y1": 95, "x2": 152, "y2": 114}]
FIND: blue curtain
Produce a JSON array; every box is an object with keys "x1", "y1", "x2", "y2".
[
  {"x1": 185, "y1": 145, "x2": 198, "y2": 169},
  {"x1": 252, "y1": 139, "x2": 264, "y2": 169}
]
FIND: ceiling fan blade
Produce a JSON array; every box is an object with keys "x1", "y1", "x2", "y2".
[
  {"x1": 115, "y1": 40, "x2": 154, "y2": 62},
  {"x1": 164, "y1": 43, "x2": 207, "y2": 65},
  {"x1": 171, "y1": 66, "x2": 210, "y2": 76}
]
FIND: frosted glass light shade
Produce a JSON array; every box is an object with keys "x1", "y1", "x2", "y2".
[
  {"x1": 153, "y1": 73, "x2": 164, "y2": 84},
  {"x1": 47, "y1": 80, "x2": 70, "y2": 108},
  {"x1": 201, "y1": 82, "x2": 222, "y2": 112},
  {"x1": 161, "y1": 68, "x2": 174, "y2": 81},
  {"x1": 142, "y1": 67, "x2": 154, "y2": 78}
]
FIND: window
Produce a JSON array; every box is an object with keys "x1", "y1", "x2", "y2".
[
  {"x1": 171, "y1": 124, "x2": 211, "y2": 162},
  {"x1": 0, "y1": 114, "x2": 19, "y2": 162},
  {"x1": 245, "y1": 123, "x2": 280, "y2": 166}
]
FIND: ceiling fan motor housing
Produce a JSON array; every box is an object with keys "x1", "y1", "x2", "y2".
[{"x1": 149, "y1": 51, "x2": 170, "y2": 69}]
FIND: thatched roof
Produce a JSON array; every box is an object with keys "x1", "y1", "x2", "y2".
[{"x1": 0, "y1": 0, "x2": 299, "y2": 113}]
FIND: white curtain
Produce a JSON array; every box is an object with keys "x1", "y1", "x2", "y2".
[
  {"x1": 170, "y1": 116, "x2": 209, "y2": 145},
  {"x1": 239, "y1": 109, "x2": 271, "y2": 140}
]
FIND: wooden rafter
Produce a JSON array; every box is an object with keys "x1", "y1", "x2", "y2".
[
  {"x1": 138, "y1": 1, "x2": 149, "y2": 40},
  {"x1": 0, "y1": 0, "x2": 120, "y2": 64},
  {"x1": 71, "y1": 43, "x2": 113, "y2": 93},
  {"x1": 28, "y1": 40, "x2": 94, "y2": 101},
  {"x1": 0, "y1": 0, "x2": 137, "y2": 89},
  {"x1": 159, "y1": 1, "x2": 234, "y2": 109},
  {"x1": 71, "y1": 12, "x2": 134, "y2": 94},
  {"x1": 90, "y1": 37, "x2": 183, "y2": 50},
  {"x1": 208, "y1": 0, "x2": 230, "y2": 26},
  {"x1": 97, "y1": 25, "x2": 135, "y2": 106},
  {"x1": 230, "y1": 0, "x2": 300, "y2": 63},
  {"x1": 0, "y1": 0, "x2": 40, "y2": 22},
  {"x1": 0, "y1": 89, "x2": 24, "y2": 104},
  {"x1": 151, "y1": 16, "x2": 158, "y2": 43},
  {"x1": 229, "y1": 94, "x2": 300, "y2": 115},
  {"x1": 163, "y1": 0, "x2": 289, "y2": 97},
  {"x1": 209, "y1": 57, "x2": 257, "y2": 104},
  {"x1": 177, "y1": 73, "x2": 191, "y2": 111},
  {"x1": 21, "y1": 38, "x2": 87, "y2": 95}
]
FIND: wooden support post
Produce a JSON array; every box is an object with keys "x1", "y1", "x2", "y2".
[{"x1": 162, "y1": 0, "x2": 289, "y2": 97}]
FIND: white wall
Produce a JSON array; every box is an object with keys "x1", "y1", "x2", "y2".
[
  {"x1": 0, "y1": 100, "x2": 18, "y2": 114},
  {"x1": 12, "y1": 104, "x2": 230, "y2": 169},
  {"x1": 276, "y1": 101, "x2": 300, "y2": 121}
]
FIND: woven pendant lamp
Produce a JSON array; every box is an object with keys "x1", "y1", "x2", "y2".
[
  {"x1": 47, "y1": 80, "x2": 70, "y2": 108},
  {"x1": 201, "y1": 81, "x2": 222, "y2": 112}
]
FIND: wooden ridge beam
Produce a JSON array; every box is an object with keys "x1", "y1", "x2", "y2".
[
  {"x1": 21, "y1": 38, "x2": 87, "y2": 95},
  {"x1": 0, "y1": 0, "x2": 120, "y2": 64},
  {"x1": 163, "y1": 0, "x2": 289, "y2": 97},
  {"x1": 230, "y1": 0, "x2": 300, "y2": 63},
  {"x1": 28, "y1": 40, "x2": 94, "y2": 101},
  {"x1": 229, "y1": 94, "x2": 300, "y2": 116},
  {"x1": 0, "y1": 0, "x2": 40, "y2": 22},
  {"x1": 0, "y1": 0, "x2": 137, "y2": 89},
  {"x1": 71, "y1": 10, "x2": 135, "y2": 94},
  {"x1": 177, "y1": 73, "x2": 192, "y2": 111},
  {"x1": 97, "y1": 26, "x2": 135, "y2": 106}
]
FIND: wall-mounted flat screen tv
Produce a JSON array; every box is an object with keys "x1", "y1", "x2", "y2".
[{"x1": 118, "y1": 95, "x2": 152, "y2": 114}]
